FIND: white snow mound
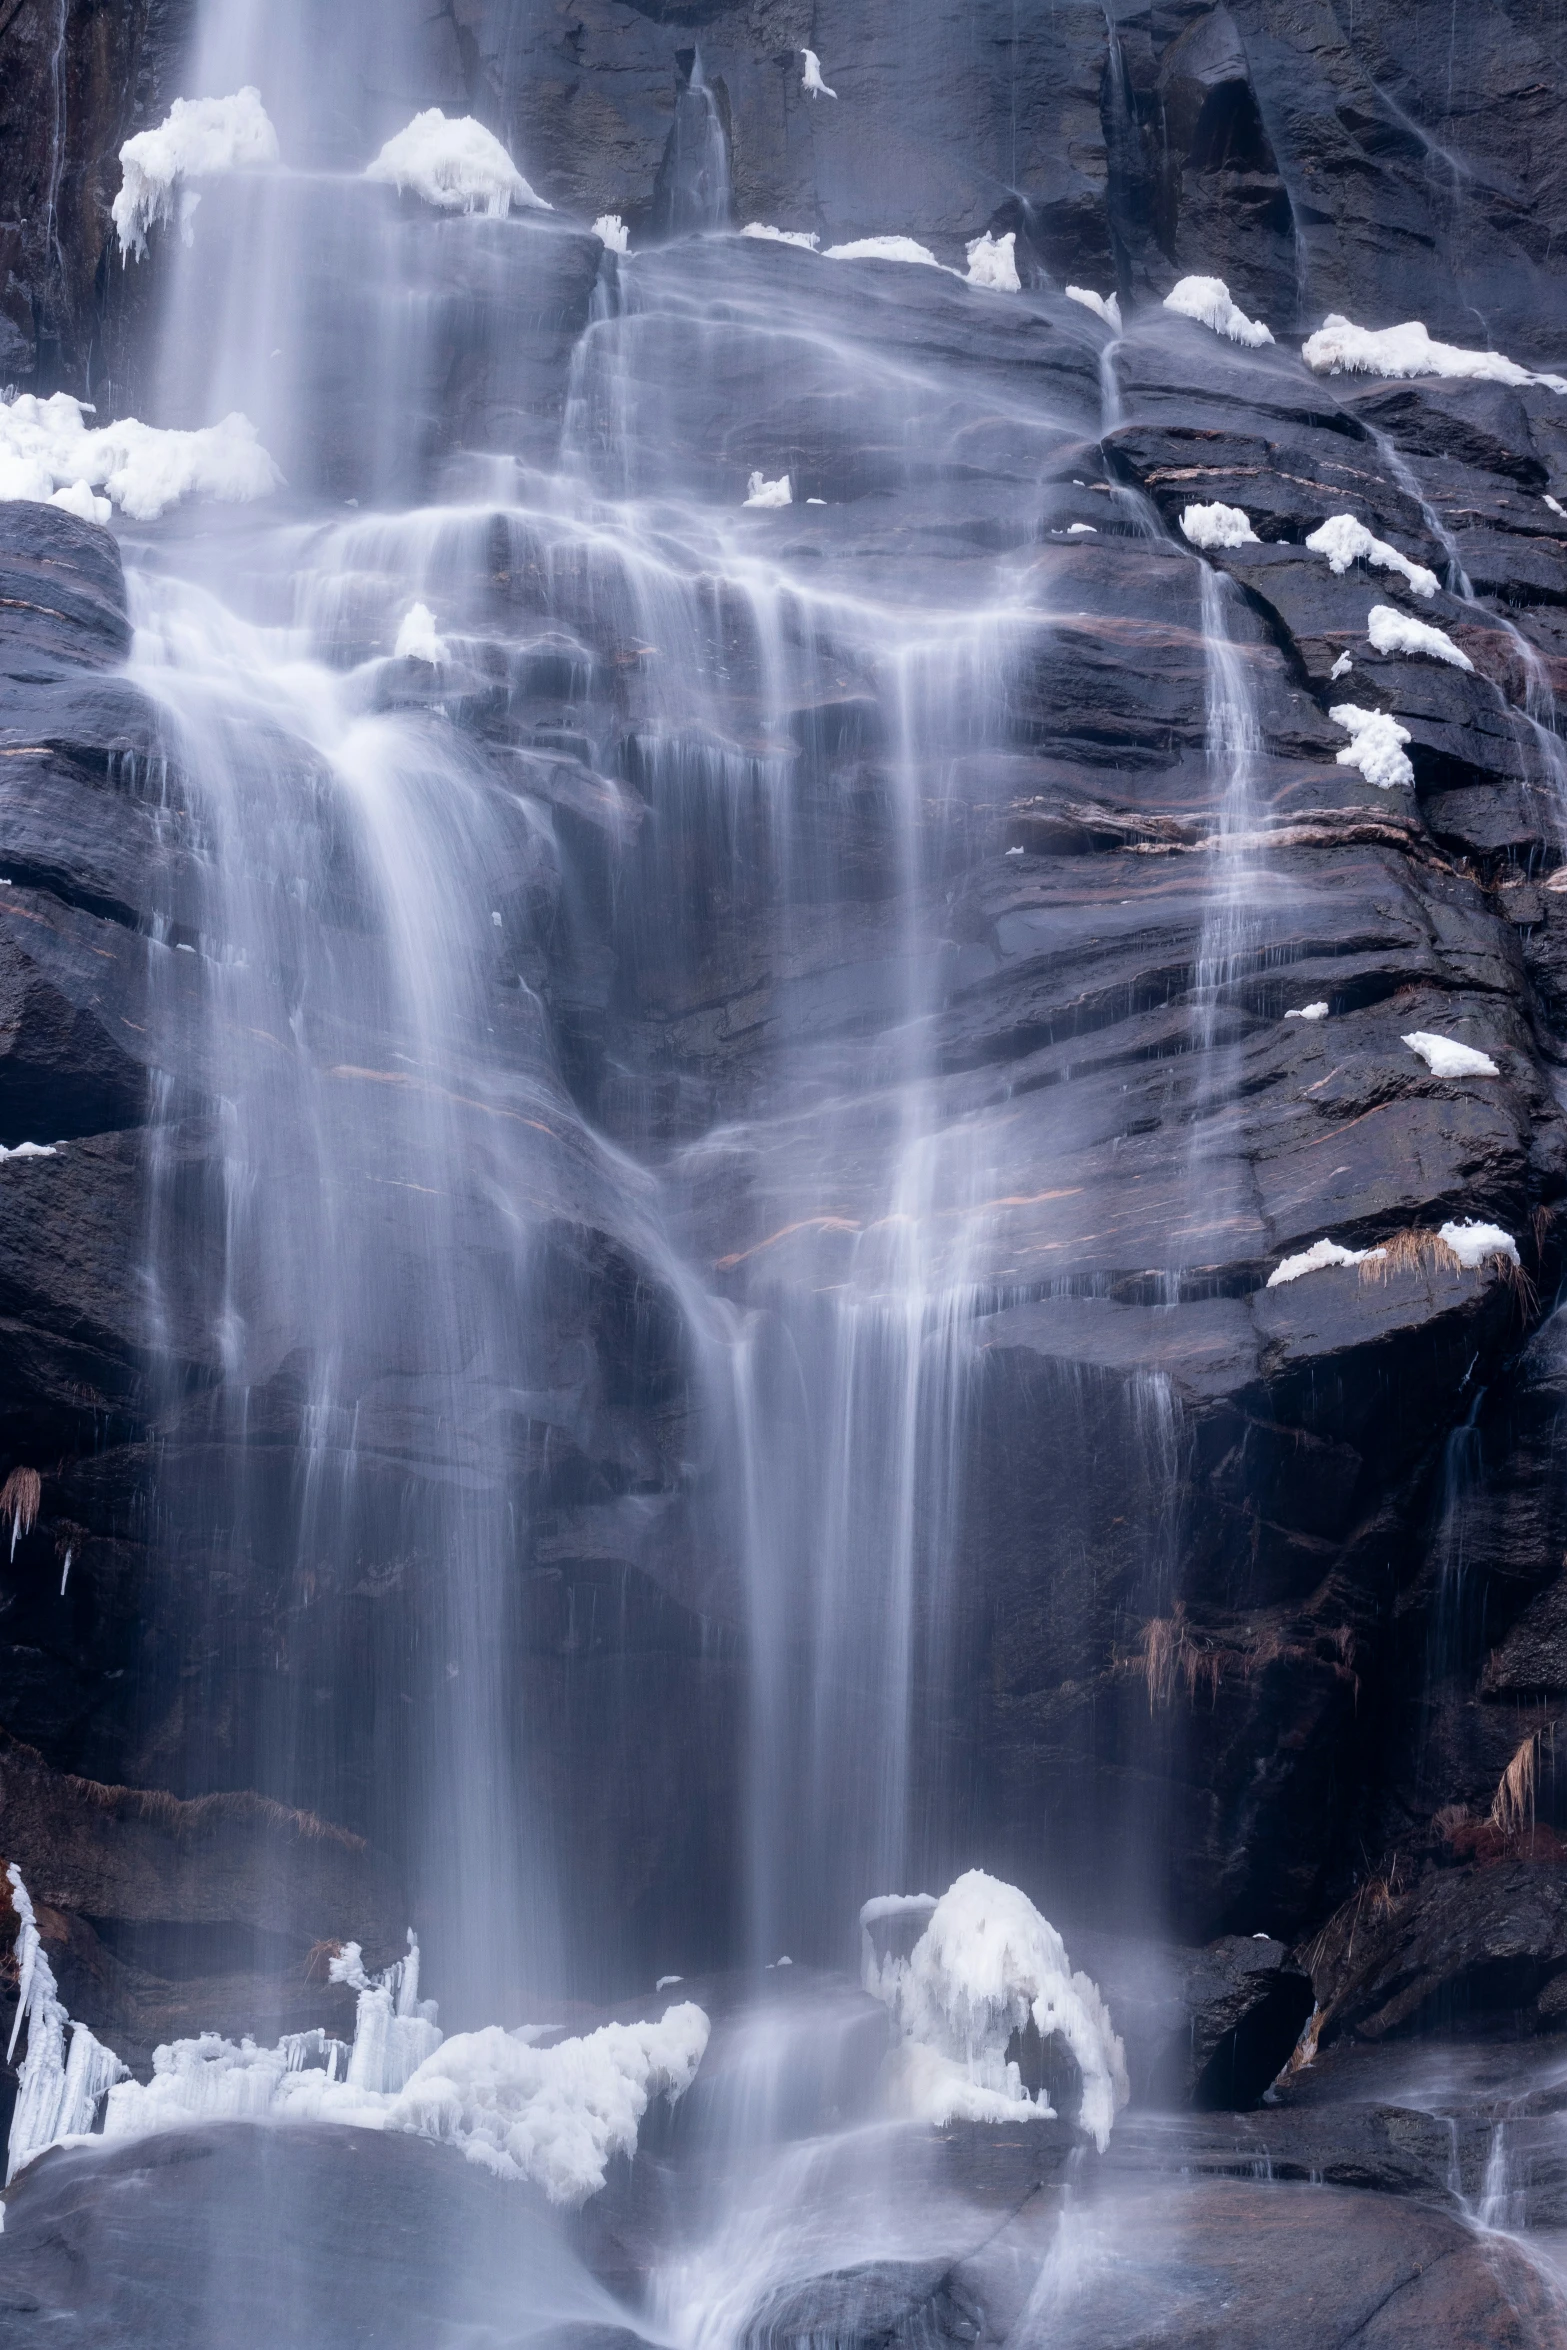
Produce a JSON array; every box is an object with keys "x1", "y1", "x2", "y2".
[
  {"x1": 113, "y1": 89, "x2": 279, "y2": 259},
  {"x1": 1329, "y1": 650, "x2": 1353, "y2": 680},
  {"x1": 824, "y1": 237, "x2": 946, "y2": 270},
  {"x1": 1402, "y1": 1030, "x2": 1500, "y2": 1078},
  {"x1": 1181, "y1": 501, "x2": 1258, "y2": 550},
  {"x1": 1163, "y1": 276, "x2": 1273, "y2": 348},
  {"x1": 966, "y1": 232, "x2": 1020, "y2": 292},
  {"x1": 801, "y1": 49, "x2": 837, "y2": 98},
  {"x1": 1267, "y1": 1237, "x2": 1386, "y2": 1287},
  {"x1": 394, "y1": 602, "x2": 447, "y2": 663},
  {"x1": 1302, "y1": 314, "x2": 1567, "y2": 396},
  {"x1": 1305, "y1": 513, "x2": 1439, "y2": 598},
  {"x1": 1330, "y1": 704, "x2": 1414, "y2": 790},
  {"x1": 1285, "y1": 1002, "x2": 1329, "y2": 1021},
  {"x1": 0, "y1": 1142, "x2": 56, "y2": 1162},
  {"x1": 742, "y1": 223, "x2": 820, "y2": 251},
  {"x1": 1439, "y1": 1219, "x2": 1520, "y2": 1268},
  {"x1": 1, "y1": 392, "x2": 280, "y2": 522},
  {"x1": 1065, "y1": 286, "x2": 1121, "y2": 331},
  {"x1": 1367, "y1": 604, "x2": 1471, "y2": 670},
  {"x1": 745, "y1": 471, "x2": 792, "y2": 508},
  {"x1": 860, "y1": 1870, "x2": 1128, "y2": 2152},
  {"x1": 593, "y1": 215, "x2": 629, "y2": 253},
  {"x1": 366, "y1": 111, "x2": 548, "y2": 217}
]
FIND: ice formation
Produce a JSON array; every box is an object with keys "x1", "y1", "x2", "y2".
[
  {"x1": 745, "y1": 472, "x2": 792, "y2": 508},
  {"x1": 1065, "y1": 286, "x2": 1121, "y2": 331},
  {"x1": 1285, "y1": 1002, "x2": 1329, "y2": 1021},
  {"x1": 741, "y1": 224, "x2": 821, "y2": 251},
  {"x1": 112, "y1": 89, "x2": 279, "y2": 259},
  {"x1": 1329, "y1": 650, "x2": 1353, "y2": 680},
  {"x1": 860, "y1": 1871, "x2": 1128, "y2": 2153},
  {"x1": 1302, "y1": 314, "x2": 1567, "y2": 396},
  {"x1": 1329, "y1": 704, "x2": 1414, "y2": 790},
  {"x1": 1367, "y1": 604, "x2": 1472, "y2": 670},
  {"x1": 593, "y1": 215, "x2": 629, "y2": 253},
  {"x1": 1305, "y1": 514, "x2": 1439, "y2": 598},
  {"x1": 0, "y1": 393, "x2": 279, "y2": 522},
  {"x1": 393, "y1": 602, "x2": 447, "y2": 663},
  {"x1": 365, "y1": 111, "x2": 548, "y2": 217},
  {"x1": 966, "y1": 232, "x2": 1020, "y2": 292},
  {"x1": 1402, "y1": 1030, "x2": 1501, "y2": 1078},
  {"x1": 4, "y1": 1902, "x2": 710, "y2": 2211},
  {"x1": 1439, "y1": 1219, "x2": 1520, "y2": 1268},
  {"x1": 801, "y1": 49, "x2": 838, "y2": 98},
  {"x1": 1180, "y1": 501, "x2": 1258, "y2": 550},
  {"x1": 0, "y1": 1142, "x2": 57, "y2": 1162},
  {"x1": 1267, "y1": 1237, "x2": 1386, "y2": 1287},
  {"x1": 1163, "y1": 276, "x2": 1273, "y2": 348},
  {"x1": 1066, "y1": 523, "x2": 1097, "y2": 534},
  {"x1": 4, "y1": 1867, "x2": 127, "y2": 2190},
  {"x1": 824, "y1": 237, "x2": 946, "y2": 269},
  {"x1": 1547, "y1": 495, "x2": 1567, "y2": 520}
]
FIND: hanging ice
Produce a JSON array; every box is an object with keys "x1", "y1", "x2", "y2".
[
  {"x1": 966, "y1": 232, "x2": 1020, "y2": 292},
  {"x1": 0, "y1": 393, "x2": 279, "y2": 523},
  {"x1": 1305, "y1": 513, "x2": 1440, "y2": 597},
  {"x1": 1402, "y1": 1030, "x2": 1501, "y2": 1078},
  {"x1": 1163, "y1": 276, "x2": 1273, "y2": 348},
  {"x1": 1180, "y1": 501, "x2": 1258, "y2": 550},
  {"x1": 112, "y1": 89, "x2": 279, "y2": 259},
  {"x1": 1302, "y1": 314, "x2": 1567, "y2": 395},
  {"x1": 1329, "y1": 704, "x2": 1414, "y2": 789},
  {"x1": 860, "y1": 1871, "x2": 1128, "y2": 2152},
  {"x1": 328, "y1": 1935, "x2": 442, "y2": 2093},
  {"x1": 1065, "y1": 285, "x2": 1121, "y2": 331},
  {"x1": 365, "y1": 111, "x2": 549, "y2": 217},
  {"x1": 4, "y1": 1866, "x2": 127, "y2": 2189},
  {"x1": 801, "y1": 49, "x2": 838, "y2": 98},
  {"x1": 1366, "y1": 604, "x2": 1472, "y2": 670}
]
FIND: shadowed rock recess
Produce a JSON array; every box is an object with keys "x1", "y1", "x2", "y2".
[{"x1": 5, "y1": 0, "x2": 1567, "y2": 2342}]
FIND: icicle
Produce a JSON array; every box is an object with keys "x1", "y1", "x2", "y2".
[{"x1": 4, "y1": 1865, "x2": 128, "y2": 2183}]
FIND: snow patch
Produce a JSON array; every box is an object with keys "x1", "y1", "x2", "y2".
[
  {"x1": 1, "y1": 394, "x2": 279, "y2": 522},
  {"x1": 1367, "y1": 603, "x2": 1472, "y2": 671},
  {"x1": 393, "y1": 602, "x2": 447, "y2": 664},
  {"x1": 1329, "y1": 704, "x2": 1414, "y2": 790},
  {"x1": 1402, "y1": 1030, "x2": 1500, "y2": 1078},
  {"x1": 113, "y1": 89, "x2": 278, "y2": 259},
  {"x1": 1439, "y1": 1219, "x2": 1520, "y2": 1268},
  {"x1": 0, "y1": 1142, "x2": 56, "y2": 1162},
  {"x1": 742, "y1": 223, "x2": 820, "y2": 251},
  {"x1": 1546, "y1": 495, "x2": 1567, "y2": 520},
  {"x1": 1285, "y1": 1003, "x2": 1329, "y2": 1021},
  {"x1": 801, "y1": 50, "x2": 837, "y2": 98},
  {"x1": 593, "y1": 215, "x2": 629, "y2": 254},
  {"x1": 1066, "y1": 522, "x2": 1097, "y2": 535},
  {"x1": 49, "y1": 479, "x2": 112, "y2": 526},
  {"x1": 366, "y1": 111, "x2": 548, "y2": 217},
  {"x1": 1180, "y1": 501, "x2": 1258, "y2": 550},
  {"x1": 1065, "y1": 286, "x2": 1121, "y2": 332},
  {"x1": 824, "y1": 237, "x2": 946, "y2": 270},
  {"x1": 860, "y1": 1871, "x2": 1128, "y2": 2152},
  {"x1": 1302, "y1": 314, "x2": 1567, "y2": 396},
  {"x1": 1267, "y1": 1237, "x2": 1386, "y2": 1287},
  {"x1": 4, "y1": 1867, "x2": 127, "y2": 2190},
  {"x1": 966, "y1": 232, "x2": 1020, "y2": 292},
  {"x1": 1305, "y1": 513, "x2": 1439, "y2": 598},
  {"x1": 1163, "y1": 276, "x2": 1273, "y2": 348},
  {"x1": 1329, "y1": 650, "x2": 1353, "y2": 681},
  {"x1": 745, "y1": 471, "x2": 792, "y2": 508}
]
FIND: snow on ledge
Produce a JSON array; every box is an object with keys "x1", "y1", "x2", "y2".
[
  {"x1": 742, "y1": 223, "x2": 820, "y2": 251},
  {"x1": 1065, "y1": 286, "x2": 1121, "y2": 331},
  {"x1": 1302, "y1": 314, "x2": 1567, "y2": 396},
  {"x1": 1367, "y1": 604, "x2": 1471, "y2": 670},
  {"x1": 745, "y1": 471, "x2": 792, "y2": 508},
  {"x1": 1305, "y1": 514, "x2": 1439, "y2": 599},
  {"x1": 1267, "y1": 1237, "x2": 1387, "y2": 1287},
  {"x1": 366, "y1": 111, "x2": 549, "y2": 217},
  {"x1": 113, "y1": 89, "x2": 279, "y2": 259},
  {"x1": 824, "y1": 237, "x2": 947, "y2": 270},
  {"x1": 966, "y1": 232, "x2": 1019, "y2": 292},
  {"x1": 860, "y1": 1870, "x2": 1128, "y2": 2152},
  {"x1": 1, "y1": 393, "x2": 280, "y2": 522},
  {"x1": 1284, "y1": 1002, "x2": 1329, "y2": 1021},
  {"x1": 1329, "y1": 704, "x2": 1414, "y2": 790},
  {"x1": 1180, "y1": 501, "x2": 1258, "y2": 550},
  {"x1": 1439, "y1": 1219, "x2": 1519, "y2": 1268},
  {"x1": 1163, "y1": 276, "x2": 1273, "y2": 348},
  {"x1": 1402, "y1": 1030, "x2": 1500, "y2": 1078},
  {"x1": 0, "y1": 1142, "x2": 57, "y2": 1163}
]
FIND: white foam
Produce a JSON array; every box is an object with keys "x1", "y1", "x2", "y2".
[
  {"x1": 1180, "y1": 501, "x2": 1258, "y2": 550},
  {"x1": 365, "y1": 111, "x2": 548, "y2": 217},
  {"x1": 113, "y1": 89, "x2": 279, "y2": 259},
  {"x1": 1267, "y1": 1237, "x2": 1386, "y2": 1287},
  {"x1": 1163, "y1": 276, "x2": 1273, "y2": 348},
  {"x1": 1305, "y1": 513, "x2": 1439, "y2": 598},
  {"x1": 824, "y1": 237, "x2": 946, "y2": 270},
  {"x1": 1366, "y1": 603, "x2": 1472, "y2": 670},
  {"x1": 0, "y1": 393, "x2": 279, "y2": 522},
  {"x1": 801, "y1": 49, "x2": 837, "y2": 98},
  {"x1": 966, "y1": 232, "x2": 1020, "y2": 292},
  {"x1": 1329, "y1": 704, "x2": 1414, "y2": 790},
  {"x1": 592, "y1": 215, "x2": 629, "y2": 254},
  {"x1": 860, "y1": 1870, "x2": 1128, "y2": 2152},
  {"x1": 744, "y1": 471, "x2": 792, "y2": 508},
  {"x1": 1402, "y1": 1030, "x2": 1500, "y2": 1078},
  {"x1": 1302, "y1": 314, "x2": 1567, "y2": 395},
  {"x1": 1439, "y1": 1218, "x2": 1520, "y2": 1267},
  {"x1": 393, "y1": 602, "x2": 447, "y2": 663},
  {"x1": 1064, "y1": 286, "x2": 1121, "y2": 332},
  {"x1": 741, "y1": 223, "x2": 820, "y2": 251}
]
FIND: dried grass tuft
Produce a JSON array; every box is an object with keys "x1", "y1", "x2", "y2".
[
  {"x1": 1140, "y1": 1604, "x2": 1222, "y2": 1709},
  {"x1": 303, "y1": 1938, "x2": 344, "y2": 1983},
  {"x1": 1491, "y1": 1731, "x2": 1539, "y2": 1839},
  {"x1": 0, "y1": 1467, "x2": 41, "y2": 1550}
]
